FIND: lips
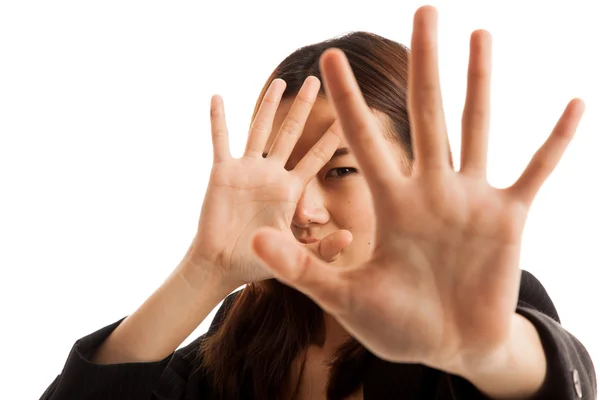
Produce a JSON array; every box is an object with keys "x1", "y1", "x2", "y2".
[{"x1": 297, "y1": 237, "x2": 318, "y2": 244}]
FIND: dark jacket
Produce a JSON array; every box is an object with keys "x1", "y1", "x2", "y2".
[{"x1": 40, "y1": 270, "x2": 596, "y2": 399}]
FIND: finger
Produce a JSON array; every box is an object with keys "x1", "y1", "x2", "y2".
[
  {"x1": 292, "y1": 120, "x2": 342, "y2": 185},
  {"x1": 460, "y1": 30, "x2": 492, "y2": 177},
  {"x1": 319, "y1": 48, "x2": 403, "y2": 191},
  {"x1": 508, "y1": 98, "x2": 585, "y2": 206},
  {"x1": 210, "y1": 95, "x2": 232, "y2": 163},
  {"x1": 318, "y1": 229, "x2": 353, "y2": 262},
  {"x1": 408, "y1": 6, "x2": 450, "y2": 171},
  {"x1": 252, "y1": 227, "x2": 349, "y2": 314},
  {"x1": 268, "y1": 76, "x2": 321, "y2": 164},
  {"x1": 244, "y1": 79, "x2": 287, "y2": 158}
]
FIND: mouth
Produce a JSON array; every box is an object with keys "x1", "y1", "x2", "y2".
[{"x1": 297, "y1": 237, "x2": 319, "y2": 244}]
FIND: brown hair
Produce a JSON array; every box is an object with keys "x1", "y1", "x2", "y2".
[{"x1": 198, "y1": 31, "x2": 413, "y2": 400}]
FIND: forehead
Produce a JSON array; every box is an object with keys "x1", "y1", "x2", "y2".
[{"x1": 263, "y1": 95, "x2": 410, "y2": 173}]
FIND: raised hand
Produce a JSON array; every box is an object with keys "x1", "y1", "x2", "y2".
[
  {"x1": 250, "y1": 5, "x2": 584, "y2": 373},
  {"x1": 186, "y1": 76, "x2": 353, "y2": 287}
]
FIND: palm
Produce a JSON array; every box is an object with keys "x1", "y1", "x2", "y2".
[
  {"x1": 197, "y1": 158, "x2": 303, "y2": 283},
  {"x1": 191, "y1": 75, "x2": 345, "y2": 285},
  {"x1": 251, "y1": 6, "x2": 584, "y2": 371},
  {"x1": 342, "y1": 172, "x2": 526, "y2": 365}
]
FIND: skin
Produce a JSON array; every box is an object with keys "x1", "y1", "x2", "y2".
[
  {"x1": 252, "y1": 5, "x2": 585, "y2": 399},
  {"x1": 264, "y1": 96, "x2": 408, "y2": 355}
]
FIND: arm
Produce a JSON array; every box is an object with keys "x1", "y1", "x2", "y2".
[
  {"x1": 40, "y1": 258, "x2": 239, "y2": 400},
  {"x1": 449, "y1": 270, "x2": 597, "y2": 399},
  {"x1": 91, "y1": 259, "x2": 238, "y2": 364}
]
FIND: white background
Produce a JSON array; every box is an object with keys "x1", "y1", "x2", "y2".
[{"x1": 1, "y1": 1, "x2": 598, "y2": 398}]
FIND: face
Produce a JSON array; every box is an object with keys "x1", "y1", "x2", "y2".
[{"x1": 264, "y1": 95, "x2": 407, "y2": 268}]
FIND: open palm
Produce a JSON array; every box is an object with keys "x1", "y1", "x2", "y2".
[
  {"x1": 250, "y1": 6, "x2": 585, "y2": 372},
  {"x1": 197, "y1": 154, "x2": 307, "y2": 283},
  {"x1": 192, "y1": 77, "x2": 350, "y2": 286}
]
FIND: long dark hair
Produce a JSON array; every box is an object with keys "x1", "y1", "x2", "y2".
[{"x1": 198, "y1": 31, "x2": 413, "y2": 400}]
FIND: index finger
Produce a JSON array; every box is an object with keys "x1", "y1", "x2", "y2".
[
  {"x1": 319, "y1": 48, "x2": 403, "y2": 190},
  {"x1": 292, "y1": 119, "x2": 342, "y2": 185}
]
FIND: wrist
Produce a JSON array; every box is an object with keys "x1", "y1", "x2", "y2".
[
  {"x1": 457, "y1": 313, "x2": 547, "y2": 399},
  {"x1": 176, "y1": 258, "x2": 242, "y2": 300}
]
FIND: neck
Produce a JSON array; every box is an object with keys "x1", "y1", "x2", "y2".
[{"x1": 320, "y1": 311, "x2": 352, "y2": 353}]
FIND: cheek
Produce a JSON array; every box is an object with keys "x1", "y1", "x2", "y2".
[
  {"x1": 330, "y1": 182, "x2": 375, "y2": 228},
  {"x1": 328, "y1": 184, "x2": 377, "y2": 258}
]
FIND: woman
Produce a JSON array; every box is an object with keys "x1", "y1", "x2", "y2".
[{"x1": 41, "y1": 6, "x2": 595, "y2": 400}]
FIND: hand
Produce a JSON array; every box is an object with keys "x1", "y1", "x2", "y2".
[
  {"x1": 250, "y1": 5, "x2": 585, "y2": 373},
  {"x1": 186, "y1": 76, "x2": 353, "y2": 287}
]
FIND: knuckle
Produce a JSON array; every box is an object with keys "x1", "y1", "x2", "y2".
[
  {"x1": 462, "y1": 107, "x2": 487, "y2": 126},
  {"x1": 411, "y1": 95, "x2": 442, "y2": 118},
  {"x1": 415, "y1": 82, "x2": 439, "y2": 100},
  {"x1": 309, "y1": 144, "x2": 329, "y2": 165},
  {"x1": 251, "y1": 119, "x2": 270, "y2": 133},
  {"x1": 468, "y1": 66, "x2": 489, "y2": 81},
  {"x1": 261, "y1": 95, "x2": 279, "y2": 108},
  {"x1": 280, "y1": 116, "x2": 302, "y2": 136},
  {"x1": 531, "y1": 151, "x2": 550, "y2": 170},
  {"x1": 331, "y1": 88, "x2": 355, "y2": 104},
  {"x1": 294, "y1": 95, "x2": 315, "y2": 108},
  {"x1": 354, "y1": 119, "x2": 372, "y2": 134},
  {"x1": 212, "y1": 125, "x2": 226, "y2": 137},
  {"x1": 413, "y1": 105, "x2": 439, "y2": 121}
]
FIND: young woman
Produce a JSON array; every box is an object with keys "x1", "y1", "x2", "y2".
[{"x1": 41, "y1": 6, "x2": 595, "y2": 400}]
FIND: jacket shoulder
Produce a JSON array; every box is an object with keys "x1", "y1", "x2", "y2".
[{"x1": 518, "y1": 269, "x2": 560, "y2": 323}]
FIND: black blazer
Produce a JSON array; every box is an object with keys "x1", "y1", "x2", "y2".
[{"x1": 40, "y1": 270, "x2": 596, "y2": 399}]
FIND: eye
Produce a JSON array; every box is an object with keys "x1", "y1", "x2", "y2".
[{"x1": 325, "y1": 167, "x2": 357, "y2": 179}]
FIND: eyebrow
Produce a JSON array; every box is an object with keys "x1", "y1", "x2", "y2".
[{"x1": 262, "y1": 147, "x2": 350, "y2": 161}]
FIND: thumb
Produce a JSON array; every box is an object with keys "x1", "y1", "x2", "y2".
[
  {"x1": 251, "y1": 227, "x2": 348, "y2": 314},
  {"x1": 317, "y1": 229, "x2": 353, "y2": 262}
]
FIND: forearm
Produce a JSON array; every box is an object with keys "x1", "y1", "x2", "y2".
[
  {"x1": 91, "y1": 259, "x2": 239, "y2": 364},
  {"x1": 458, "y1": 313, "x2": 547, "y2": 399}
]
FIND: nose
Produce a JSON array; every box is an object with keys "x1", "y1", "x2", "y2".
[{"x1": 292, "y1": 178, "x2": 329, "y2": 228}]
